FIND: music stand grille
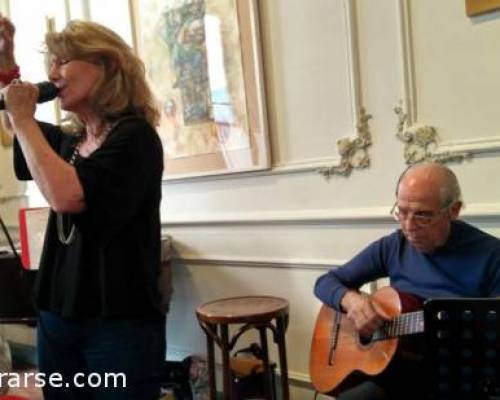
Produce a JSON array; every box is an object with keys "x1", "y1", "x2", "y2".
[{"x1": 424, "y1": 298, "x2": 500, "y2": 400}]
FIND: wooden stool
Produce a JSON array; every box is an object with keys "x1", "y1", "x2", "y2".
[{"x1": 196, "y1": 296, "x2": 290, "y2": 400}]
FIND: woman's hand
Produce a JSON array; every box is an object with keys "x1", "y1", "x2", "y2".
[{"x1": 3, "y1": 80, "x2": 37, "y2": 128}]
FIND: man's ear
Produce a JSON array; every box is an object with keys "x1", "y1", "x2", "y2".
[{"x1": 449, "y1": 201, "x2": 462, "y2": 220}]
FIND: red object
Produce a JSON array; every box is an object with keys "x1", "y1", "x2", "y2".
[
  {"x1": 0, "y1": 396, "x2": 31, "y2": 399},
  {"x1": 18, "y1": 208, "x2": 31, "y2": 270},
  {"x1": 18, "y1": 207, "x2": 50, "y2": 270},
  {"x1": 0, "y1": 65, "x2": 20, "y2": 85}
]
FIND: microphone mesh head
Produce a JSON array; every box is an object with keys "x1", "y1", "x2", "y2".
[{"x1": 37, "y1": 82, "x2": 59, "y2": 103}]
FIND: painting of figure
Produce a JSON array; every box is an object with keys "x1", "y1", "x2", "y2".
[
  {"x1": 164, "y1": 1, "x2": 211, "y2": 124},
  {"x1": 134, "y1": 0, "x2": 269, "y2": 178}
]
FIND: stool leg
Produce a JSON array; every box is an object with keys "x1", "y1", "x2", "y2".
[
  {"x1": 206, "y1": 323, "x2": 218, "y2": 400},
  {"x1": 259, "y1": 326, "x2": 274, "y2": 400},
  {"x1": 276, "y1": 316, "x2": 290, "y2": 400},
  {"x1": 220, "y1": 324, "x2": 232, "y2": 400}
]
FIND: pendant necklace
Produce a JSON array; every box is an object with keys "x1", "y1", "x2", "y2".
[
  {"x1": 56, "y1": 143, "x2": 80, "y2": 245},
  {"x1": 56, "y1": 122, "x2": 115, "y2": 245}
]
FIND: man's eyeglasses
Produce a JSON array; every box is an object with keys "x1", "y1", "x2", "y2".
[{"x1": 390, "y1": 202, "x2": 450, "y2": 228}]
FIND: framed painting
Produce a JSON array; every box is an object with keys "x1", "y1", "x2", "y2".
[
  {"x1": 466, "y1": 0, "x2": 500, "y2": 16},
  {"x1": 130, "y1": 0, "x2": 270, "y2": 180},
  {"x1": 0, "y1": 116, "x2": 13, "y2": 147}
]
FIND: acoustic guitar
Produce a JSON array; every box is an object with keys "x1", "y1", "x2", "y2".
[{"x1": 309, "y1": 286, "x2": 424, "y2": 395}]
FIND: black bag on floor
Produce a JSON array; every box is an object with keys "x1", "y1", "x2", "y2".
[
  {"x1": 161, "y1": 358, "x2": 192, "y2": 400},
  {"x1": 0, "y1": 215, "x2": 37, "y2": 323},
  {"x1": 230, "y1": 343, "x2": 276, "y2": 400}
]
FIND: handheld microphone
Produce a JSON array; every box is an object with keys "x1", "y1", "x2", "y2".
[{"x1": 0, "y1": 81, "x2": 59, "y2": 110}]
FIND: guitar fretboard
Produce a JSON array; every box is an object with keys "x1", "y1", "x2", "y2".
[{"x1": 372, "y1": 311, "x2": 424, "y2": 341}]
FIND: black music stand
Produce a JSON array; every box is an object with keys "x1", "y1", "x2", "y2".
[{"x1": 424, "y1": 298, "x2": 500, "y2": 400}]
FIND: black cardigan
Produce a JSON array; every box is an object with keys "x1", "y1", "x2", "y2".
[{"x1": 14, "y1": 117, "x2": 164, "y2": 318}]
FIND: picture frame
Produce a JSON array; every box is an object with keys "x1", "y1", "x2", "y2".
[
  {"x1": 466, "y1": 0, "x2": 500, "y2": 16},
  {"x1": 0, "y1": 116, "x2": 13, "y2": 148},
  {"x1": 130, "y1": 0, "x2": 270, "y2": 180}
]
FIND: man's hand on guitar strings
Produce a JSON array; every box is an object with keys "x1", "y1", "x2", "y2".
[{"x1": 341, "y1": 290, "x2": 388, "y2": 339}]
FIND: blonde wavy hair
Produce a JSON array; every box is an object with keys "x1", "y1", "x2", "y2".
[{"x1": 45, "y1": 20, "x2": 160, "y2": 127}]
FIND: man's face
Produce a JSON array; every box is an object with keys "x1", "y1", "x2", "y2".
[{"x1": 396, "y1": 176, "x2": 459, "y2": 253}]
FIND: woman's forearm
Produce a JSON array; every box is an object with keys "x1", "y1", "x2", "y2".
[{"x1": 13, "y1": 118, "x2": 85, "y2": 213}]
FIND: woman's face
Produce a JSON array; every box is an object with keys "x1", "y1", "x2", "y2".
[{"x1": 48, "y1": 56, "x2": 103, "y2": 114}]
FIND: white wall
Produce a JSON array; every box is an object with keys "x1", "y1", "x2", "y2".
[
  {"x1": 162, "y1": 0, "x2": 500, "y2": 398},
  {"x1": 2, "y1": 0, "x2": 500, "y2": 398}
]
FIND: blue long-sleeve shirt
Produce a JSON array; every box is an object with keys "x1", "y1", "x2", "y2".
[{"x1": 314, "y1": 220, "x2": 500, "y2": 310}]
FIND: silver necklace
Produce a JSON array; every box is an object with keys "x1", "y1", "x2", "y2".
[
  {"x1": 56, "y1": 122, "x2": 116, "y2": 245},
  {"x1": 56, "y1": 144, "x2": 80, "y2": 245}
]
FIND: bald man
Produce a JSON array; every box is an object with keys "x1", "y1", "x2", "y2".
[{"x1": 314, "y1": 162, "x2": 500, "y2": 400}]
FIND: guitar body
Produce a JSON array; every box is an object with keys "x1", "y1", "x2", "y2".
[{"x1": 309, "y1": 287, "x2": 420, "y2": 395}]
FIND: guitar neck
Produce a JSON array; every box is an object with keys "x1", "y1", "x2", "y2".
[{"x1": 372, "y1": 310, "x2": 424, "y2": 341}]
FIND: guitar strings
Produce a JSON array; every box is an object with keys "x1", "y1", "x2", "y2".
[{"x1": 327, "y1": 311, "x2": 424, "y2": 347}]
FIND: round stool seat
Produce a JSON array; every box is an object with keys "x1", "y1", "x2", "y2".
[
  {"x1": 196, "y1": 296, "x2": 289, "y2": 324},
  {"x1": 196, "y1": 295, "x2": 290, "y2": 399}
]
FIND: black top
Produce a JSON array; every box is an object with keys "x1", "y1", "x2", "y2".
[{"x1": 14, "y1": 117, "x2": 164, "y2": 318}]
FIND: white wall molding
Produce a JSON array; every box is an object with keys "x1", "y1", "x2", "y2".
[
  {"x1": 436, "y1": 137, "x2": 500, "y2": 155},
  {"x1": 272, "y1": 156, "x2": 343, "y2": 175},
  {"x1": 162, "y1": 202, "x2": 500, "y2": 227},
  {"x1": 161, "y1": 156, "x2": 343, "y2": 185},
  {"x1": 172, "y1": 255, "x2": 343, "y2": 270},
  {"x1": 462, "y1": 203, "x2": 500, "y2": 218},
  {"x1": 287, "y1": 370, "x2": 311, "y2": 384},
  {"x1": 395, "y1": 0, "x2": 500, "y2": 164},
  {"x1": 317, "y1": 0, "x2": 373, "y2": 180},
  {"x1": 163, "y1": 206, "x2": 394, "y2": 226},
  {"x1": 0, "y1": 194, "x2": 26, "y2": 204}
]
